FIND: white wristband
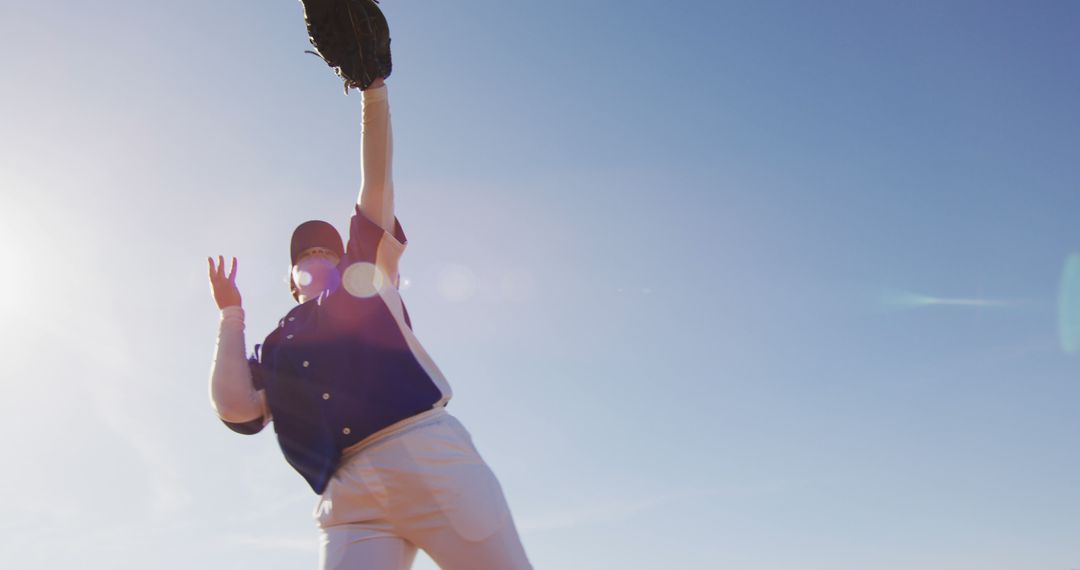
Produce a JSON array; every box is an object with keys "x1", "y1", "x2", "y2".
[{"x1": 220, "y1": 305, "x2": 245, "y2": 323}]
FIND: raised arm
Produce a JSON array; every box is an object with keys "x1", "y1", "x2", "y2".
[
  {"x1": 357, "y1": 78, "x2": 395, "y2": 233},
  {"x1": 207, "y1": 256, "x2": 269, "y2": 433}
]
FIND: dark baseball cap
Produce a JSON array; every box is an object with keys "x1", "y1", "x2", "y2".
[{"x1": 290, "y1": 220, "x2": 344, "y2": 265}]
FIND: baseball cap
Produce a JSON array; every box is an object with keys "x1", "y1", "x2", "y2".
[{"x1": 290, "y1": 220, "x2": 344, "y2": 265}]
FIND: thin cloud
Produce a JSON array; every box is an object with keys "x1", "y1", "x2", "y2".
[
  {"x1": 225, "y1": 489, "x2": 314, "y2": 525},
  {"x1": 518, "y1": 496, "x2": 662, "y2": 533},
  {"x1": 225, "y1": 533, "x2": 318, "y2": 552},
  {"x1": 879, "y1": 288, "x2": 1024, "y2": 309},
  {"x1": 518, "y1": 482, "x2": 787, "y2": 533}
]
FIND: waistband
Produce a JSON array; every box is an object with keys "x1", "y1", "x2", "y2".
[{"x1": 340, "y1": 405, "x2": 448, "y2": 461}]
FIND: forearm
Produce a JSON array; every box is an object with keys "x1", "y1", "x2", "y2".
[
  {"x1": 209, "y1": 306, "x2": 262, "y2": 422},
  {"x1": 357, "y1": 82, "x2": 395, "y2": 233}
]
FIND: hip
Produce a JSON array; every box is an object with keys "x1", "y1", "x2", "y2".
[{"x1": 316, "y1": 410, "x2": 511, "y2": 541}]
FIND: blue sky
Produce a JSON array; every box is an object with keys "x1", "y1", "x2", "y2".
[{"x1": 2, "y1": 1, "x2": 1079, "y2": 568}]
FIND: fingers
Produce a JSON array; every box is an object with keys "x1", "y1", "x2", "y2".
[{"x1": 208, "y1": 255, "x2": 240, "y2": 286}]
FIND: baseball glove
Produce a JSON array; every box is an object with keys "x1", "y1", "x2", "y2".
[{"x1": 300, "y1": 0, "x2": 392, "y2": 93}]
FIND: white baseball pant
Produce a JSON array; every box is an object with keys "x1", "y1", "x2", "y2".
[{"x1": 314, "y1": 410, "x2": 533, "y2": 569}]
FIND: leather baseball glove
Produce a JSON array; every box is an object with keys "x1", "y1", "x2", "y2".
[{"x1": 300, "y1": 0, "x2": 392, "y2": 93}]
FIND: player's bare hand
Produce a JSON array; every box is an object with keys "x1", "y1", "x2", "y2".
[{"x1": 207, "y1": 255, "x2": 243, "y2": 310}]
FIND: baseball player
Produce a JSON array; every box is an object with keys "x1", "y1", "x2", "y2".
[{"x1": 206, "y1": 2, "x2": 532, "y2": 568}]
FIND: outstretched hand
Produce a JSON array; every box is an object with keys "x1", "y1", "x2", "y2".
[{"x1": 207, "y1": 255, "x2": 242, "y2": 310}]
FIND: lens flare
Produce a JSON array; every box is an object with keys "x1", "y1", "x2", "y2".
[
  {"x1": 343, "y1": 261, "x2": 384, "y2": 298},
  {"x1": 1057, "y1": 254, "x2": 1080, "y2": 353},
  {"x1": 436, "y1": 264, "x2": 476, "y2": 302}
]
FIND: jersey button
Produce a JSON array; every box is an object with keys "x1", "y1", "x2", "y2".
[
  {"x1": 286, "y1": 334, "x2": 294, "y2": 340},
  {"x1": 302, "y1": 361, "x2": 310, "y2": 367},
  {"x1": 322, "y1": 393, "x2": 330, "y2": 400},
  {"x1": 288, "y1": 316, "x2": 296, "y2": 322},
  {"x1": 342, "y1": 427, "x2": 351, "y2": 435}
]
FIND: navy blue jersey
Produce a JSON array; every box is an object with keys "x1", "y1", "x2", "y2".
[{"x1": 224, "y1": 206, "x2": 453, "y2": 494}]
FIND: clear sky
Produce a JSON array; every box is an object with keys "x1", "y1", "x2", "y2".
[{"x1": 2, "y1": 1, "x2": 1079, "y2": 568}]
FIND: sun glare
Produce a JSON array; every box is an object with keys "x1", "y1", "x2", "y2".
[{"x1": 343, "y1": 261, "x2": 384, "y2": 298}]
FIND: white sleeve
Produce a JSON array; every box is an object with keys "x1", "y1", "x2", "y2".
[
  {"x1": 209, "y1": 306, "x2": 269, "y2": 426},
  {"x1": 357, "y1": 84, "x2": 395, "y2": 234}
]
